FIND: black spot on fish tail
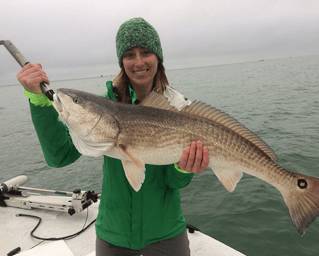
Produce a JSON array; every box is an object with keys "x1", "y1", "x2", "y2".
[
  {"x1": 298, "y1": 179, "x2": 308, "y2": 189},
  {"x1": 279, "y1": 173, "x2": 319, "y2": 235}
]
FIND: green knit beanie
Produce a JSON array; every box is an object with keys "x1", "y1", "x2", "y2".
[{"x1": 116, "y1": 17, "x2": 163, "y2": 67}]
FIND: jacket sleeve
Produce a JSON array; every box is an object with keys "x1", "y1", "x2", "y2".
[
  {"x1": 29, "y1": 102, "x2": 81, "y2": 167},
  {"x1": 165, "y1": 164, "x2": 194, "y2": 189}
]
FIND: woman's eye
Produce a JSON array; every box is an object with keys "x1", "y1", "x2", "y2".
[{"x1": 124, "y1": 53, "x2": 134, "y2": 58}]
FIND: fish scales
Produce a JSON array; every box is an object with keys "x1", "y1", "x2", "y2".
[
  {"x1": 110, "y1": 102, "x2": 289, "y2": 188},
  {"x1": 100, "y1": 95, "x2": 305, "y2": 189},
  {"x1": 53, "y1": 88, "x2": 319, "y2": 235},
  {"x1": 116, "y1": 106, "x2": 191, "y2": 149}
]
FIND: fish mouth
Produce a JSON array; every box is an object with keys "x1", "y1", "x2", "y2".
[{"x1": 52, "y1": 92, "x2": 64, "y2": 113}]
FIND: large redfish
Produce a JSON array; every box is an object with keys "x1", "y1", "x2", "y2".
[{"x1": 53, "y1": 88, "x2": 319, "y2": 235}]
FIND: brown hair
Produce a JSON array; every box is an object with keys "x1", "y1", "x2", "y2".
[{"x1": 112, "y1": 62, "x2": 169, "y2": 104}]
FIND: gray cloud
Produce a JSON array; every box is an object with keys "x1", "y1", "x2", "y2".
[{"x1": 1, "y1": 0, "x2": 319, "y2": 85}]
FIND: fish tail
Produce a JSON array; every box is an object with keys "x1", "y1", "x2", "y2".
[{"x1": 280, "y1": 173, "x2": 319, "y2": 235}]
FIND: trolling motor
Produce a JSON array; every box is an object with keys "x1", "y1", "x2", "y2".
[{"x1": 0, "y1": 176, "x2": 99, "y2": 215}]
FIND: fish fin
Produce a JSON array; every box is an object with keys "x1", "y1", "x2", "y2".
[
  {"x1": 139, "y1": 89, "x2": 179, "y2": 111},
  {"x1": 211, "y1": 166, "x2": 243, "y2": 192},
  {"x1": 279, "y1": 173, "x2": 319, "y2": 235},
  {"x1": 118, "y1": 144, "x2": 144, "y2": 169},
  {"x1": 182, "y1": 102, "x2": 278, "y2": 162},
  {"x1": 141, "y1": 91, "x2": 277, "y2": 162},
  {"x1": 121, "y1": 160, "x2": 145, "y2": 192},
  {"x1": 118, "y1": 144, "x2": 145, "y2": 192}
]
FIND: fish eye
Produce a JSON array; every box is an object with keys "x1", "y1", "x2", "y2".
[{"x1": 73, "y1": 98, "x2": 80, "y2": 104}]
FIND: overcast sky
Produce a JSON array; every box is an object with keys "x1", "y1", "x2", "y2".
[{"x1": 1, "y1": 0, "x2": 319, "y2": 85}]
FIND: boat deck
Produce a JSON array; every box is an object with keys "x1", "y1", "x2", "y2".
[{"x1": 1, "y1": 202, "x2": 245, "y2": 255}]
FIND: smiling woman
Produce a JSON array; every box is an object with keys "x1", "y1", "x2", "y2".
[{"x1": 15, "y1": 17, "x2": 209, "y2": 256}]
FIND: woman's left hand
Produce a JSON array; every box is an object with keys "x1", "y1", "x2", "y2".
[{"x1": 177, "y1": 140, "x2": 209, "y2": 173}]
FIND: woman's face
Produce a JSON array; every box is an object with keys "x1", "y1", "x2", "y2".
[{"x1": 122, "y1": 47, "x2": 158, "y2": 90}]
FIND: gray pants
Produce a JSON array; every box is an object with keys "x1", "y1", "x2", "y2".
[{"x1": 96, "y1": 229, "x2": 190, "y2": 256}]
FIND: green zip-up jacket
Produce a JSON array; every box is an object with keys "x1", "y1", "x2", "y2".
[{"x1": 28, "y1": 81, "x2": 194, "y2": 250}]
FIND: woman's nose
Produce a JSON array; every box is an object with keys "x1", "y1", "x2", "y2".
[{"x1": 134, "y1": 55, "x2": 144, "y2": 67}]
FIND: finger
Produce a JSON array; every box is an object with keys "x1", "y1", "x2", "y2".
[
  {"x1": 199, "y1": 146, "x2": 209, "y2": 173},
  {"x1": 20, "y1": 63, "x2": 43, "y2": 75},
  {"x1": 26, "y1": 75, "x2": 49, "y2": 88},
  {"x1": 185, "y1": 141, "x2": 196, "y2": 172},
  {"x1": 32, "y1": 64, "x2": 50, "y2": 84},
  {"x1": 17, "y1": 64, "x2": 43, "y2": 81},
  {"x1": 18, "y1": 66, "x2": 49, "y2": 87},
  {"x1": 191, "y1": 140, "x2": 203, "y2": 173},
  {"x1": 17, "y1": 63, "x2": 33, "y2": 81},
  {"x1": 177, "y1": 146, "x2": 190, "y2": 170},
  {"x1": 36, "y1": 71, "x2": 50, "y2": 85},
  {"x1": 22, "y1": 70, "x2": 47, "y2": 83},
  {"x1": 19, "y1": 63, "x2": 42, "y2": 78},
  {"x1": 21, "y1": 63, "x2": 36, "y2": 72},
  {"x1": 20, "y1": 71, "x2": 48, "y2": 86}
]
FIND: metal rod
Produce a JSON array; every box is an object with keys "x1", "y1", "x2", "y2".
[
  {"x1": 19, "y1": 186, "x2": 101, "y2": 198},
  {"x1": 1, "y1": 40, "x2": 28, "y2": 67},
  {"x1": 1, "y1": 40, "x2": 55, "y2": 101},
  {"x1": 19, "y1": 186, "x2": 73, "y2": 196}
]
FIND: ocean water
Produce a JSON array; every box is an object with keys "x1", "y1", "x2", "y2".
[{"x1": 1, "y1": 55, "x2": 319, "y2": 255}]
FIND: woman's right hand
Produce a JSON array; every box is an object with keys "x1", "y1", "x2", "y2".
[{"x1": 17, "y1": 63, "x2": 50, "y2": 94}]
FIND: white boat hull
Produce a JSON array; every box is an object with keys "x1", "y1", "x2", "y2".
[{"x1": 0, "y1": 201, "x2": 245, "y2": 255}]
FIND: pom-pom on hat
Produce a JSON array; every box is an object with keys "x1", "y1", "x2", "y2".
[{"x1": 116, "y1": 17, "x2": 163, "y2": 67}]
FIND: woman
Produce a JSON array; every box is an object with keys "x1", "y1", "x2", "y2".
[{"x1": 17, "y1": 17, "x2": 209, "y2": 256}]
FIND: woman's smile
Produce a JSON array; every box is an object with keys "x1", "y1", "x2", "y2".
[{"x1": 133, "y1": 69, "x2": 149, "y2": 75}]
